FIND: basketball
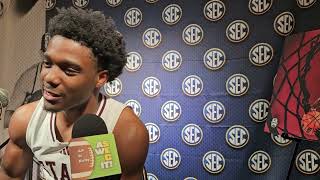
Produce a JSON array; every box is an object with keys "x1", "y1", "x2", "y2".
[
  {"x1": 69, "y1": 138, "x2": 95, "y2": 180},
  {"x1": 301, "y1": 110, "x2": 320, "y2": 136}
]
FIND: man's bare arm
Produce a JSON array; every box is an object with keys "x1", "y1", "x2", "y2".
[
  {"x1": 113, "y1": 107, "x2": 149, "y2": 180},
  {"x1": 0, "y1": 140, "x2": 33, "y2": 179},
  {"x1": 0, "y1": 102, "x2": 37, "y2": 179}
]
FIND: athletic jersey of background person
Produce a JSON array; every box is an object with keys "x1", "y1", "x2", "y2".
[{"x1": 25, "y1": 94, "x2": 126, "y2": 180}]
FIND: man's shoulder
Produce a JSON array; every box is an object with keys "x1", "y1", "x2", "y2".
[
  {"x1": 113, "y1": 107, "x2": 149, "y2": 175},
  {"x1": 11, "y1": 100, "x2": 39, "y2": 124},
  {"x1": 8, "y1": 100, "x2": 40, "y2": 145},
  {"x1": 116, "y1": 107, "x2": 147, "y2": 138}
]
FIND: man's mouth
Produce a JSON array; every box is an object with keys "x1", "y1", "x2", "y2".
[{"x1": 43, "y1": 89, "x2": 62, "y2": 102}]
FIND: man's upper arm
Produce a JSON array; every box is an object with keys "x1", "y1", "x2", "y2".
[
  {"x1": 1, "y1": 140, "x2": 33, "y2": 179},
  {"x1": 0, "y1": 102, "x2": 36, "y2": 178},
  {"x1": 113, "y1": 107, "x2": 149, "y2": 179}
]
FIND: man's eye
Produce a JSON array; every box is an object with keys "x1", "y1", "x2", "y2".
[
  {"x1": 64, "y1": 68, "x2": 78, "y2": 76},
  {"x1": 42, "y1": 61, "x2": 52, "y2": 67}
]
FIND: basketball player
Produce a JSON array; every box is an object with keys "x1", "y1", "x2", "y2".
[{"x1": 0, "y1": 7, "x2": 149, "y2": 179}]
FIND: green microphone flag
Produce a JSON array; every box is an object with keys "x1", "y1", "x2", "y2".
[{"x1": 69, "y1": 134, "x2": 122, "y2": 179}]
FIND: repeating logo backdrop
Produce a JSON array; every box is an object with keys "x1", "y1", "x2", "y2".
[{"x1": 46, "y1": 0, "x2": 320, "y2": 179}]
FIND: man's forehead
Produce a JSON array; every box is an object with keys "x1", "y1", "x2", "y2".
[{"x1": 46, "y1": 35, "x2": 92, "y2": 55}]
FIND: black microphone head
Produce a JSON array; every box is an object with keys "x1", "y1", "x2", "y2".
[{"x1": 72, "y1": 114, "x2": 108, "y2": 138}]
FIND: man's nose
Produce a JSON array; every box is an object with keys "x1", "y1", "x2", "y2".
[{"x1": 44, "y1": 66, "x2": 61, "y2": 88}]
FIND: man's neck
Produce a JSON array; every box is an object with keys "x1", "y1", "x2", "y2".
[{"x1": 62, "y1": 94, "x2": 101, "y2": 126}]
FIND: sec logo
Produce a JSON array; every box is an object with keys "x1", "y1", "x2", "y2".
[
  {"x1": 273, "y1": 74, "x2": 277, "y2": 86},
  {"x1": 106, "y1": 0, "x2": 122, "y2": 7},
  {"x1": 162, "y1": 50, "x2": 182, "y2": 71},
  {"x1": 248, "y1": 150, "x2": 271, "y2": 173},
  {"x1": 270, "y1": 117, "x2": 278, "y2": 129},
  {"x1": 145, "y1": 123, "x2": 160, "y2": 143},
  {"x1": 184, "y1": 177, "x2": 197, "y2": 180},
  {"x1": 182, "y1": 75, "x2": 203, "y2": 97},
  {"x1": 146, "y1": 0, "x2": 158, "y2": 3},
  {"x1": 270, "y1": 134, "x2": 292, "y2": 147},
  {"x1": 124, "y1": 8, "x2": 142, "y2": 27},
  {"x1": 72, "y1": 0, "x2": 89, "y2": 8},
  {"x1": 274, "y1": 12, "x2": 295, "y2": 36},
  {"x1": 103, "y1": 78, "x2": 122, "y2": 97},
  {"x1": 226, "y1": 74, "x2": 250, "y2": 96},
  {"x1": 202, "y1": 151, "x2": 225, "y2": 174},
  {"x1": 225, "y1": 125, "x2": 249, "y2": 149},
  {"x1": 45, "y1": 0, "x2": 56, "y2": 10},
  {"x1": 142, "y1": 77, "x2": 161, "y2": 97},
  {"x1": 162, "y1": 4, "x2": 182, "y2": 25},
  {"x1": 125, "y1": 52, "x2": 142, "y2": 72},
  {"x1": 43, "y1": 33, "x2": 51, "y2": 51},
  {"x1": 248, "y1": 0, "x2": 273, "y2": 15},
  {"x1": 161, "y1": 100, "x2": 181, "y2": 122},
  {"x1": 161, "y1": 148, "x2": 181, "y2": 169},
  {"x1": 297, "y1": 0, "x2": 317, "y2": 8},
  {"x1": 226, "y1": 20, "x2": 249, "y2": 43},
  {"x1": 249, "y1": 99, "x2": 270, "y2": 123},
  {"x1": 182, "y1": 24, "x2": 204, "y2": 46},
  {"x1": 147, "y1": 173, "x2": 158, "y2": 180},
  {"x1": 125, "y1": 99, "x2": 142, "y2": 117},
  {"x1": 143, "y1": 28, "x2": 162, "y2": 48},
  {"x1": 203, "y1": 101, "x2": 225, "y2": 123},
  {"x1": 249, "y1": 43, "x2": 273, "y2": 66},
  {"x1": 203, "y1": 48, "x2": 226, "y2": 70},
  {"x1": 295, "y1": 149, "x2": 320, "y2": 174},
  {"x1": 203, "y1": 0, "x2": 225, "y2": 21},
  {"x1": 181, "y1": 124, "x2": 203, "y2": 146}
]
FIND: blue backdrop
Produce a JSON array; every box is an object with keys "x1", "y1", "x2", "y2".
[{"x1": 45, "y1": 0, "x2": 319, "y2": 179}]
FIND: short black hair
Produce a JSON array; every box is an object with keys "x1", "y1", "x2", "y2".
[{"x1": 48, "y1": 7, "x2": 127, "y2": 82}]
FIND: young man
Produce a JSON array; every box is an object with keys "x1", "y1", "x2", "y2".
[{"x1": 0, "y1": 7, "x2": 149, "y2": 179}]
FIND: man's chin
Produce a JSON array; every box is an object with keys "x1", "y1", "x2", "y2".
[{"x1": 43, "y1": 101, "x2": 62, "y2": 112}]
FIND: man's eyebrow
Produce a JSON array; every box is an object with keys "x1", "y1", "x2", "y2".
[
  {"x1": 43, "y1": 54, "x2": 82, "y2": 70},
  {"x1": 60, "y1": 61, "x2": 82, "y2": 70}
]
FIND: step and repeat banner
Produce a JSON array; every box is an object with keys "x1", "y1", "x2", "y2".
[{"x1": 45, "y1": 0, "x2": 319, "y2": 179}]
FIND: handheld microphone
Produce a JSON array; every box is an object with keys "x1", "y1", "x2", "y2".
[
  {"x1": 0, "y1": 88, "x2": 9, "y2": 108},
  {"x1": 69, "y1": 114, "x2": 121, "y2": 180},
  {"x1": 0, "y1": 88, "x2": 9, "y2": 122},
  {"x1": 72, "y1": 114, "x2": 108, "y2": 138}
]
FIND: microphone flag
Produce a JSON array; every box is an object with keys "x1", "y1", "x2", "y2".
[{"x1": 69, "y1": 133, "x2": 122, "y2": 179}]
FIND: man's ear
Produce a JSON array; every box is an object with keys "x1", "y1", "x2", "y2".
[{"x1": 96, "y1": 70, "x2": 108, "y2": 88}]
